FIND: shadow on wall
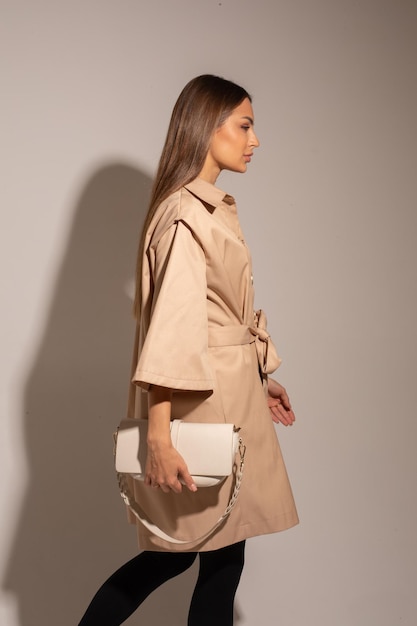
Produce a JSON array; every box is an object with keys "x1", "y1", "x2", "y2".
[{"x1": 1, "y1": 164, "x2": 205, "y2": 626}]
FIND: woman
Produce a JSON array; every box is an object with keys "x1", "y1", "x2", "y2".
[{"x1": 79, "y1": 74, "x2": 298, "y2": 626}]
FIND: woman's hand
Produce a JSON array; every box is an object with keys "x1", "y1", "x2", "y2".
[
  {"x1": 267, "y1": 378, "x2": 296, "y2": 426},
  {"x1": 145, "y1": 385, "x2": 197, "y2": 494},
  {"x1": 145, "y1": 440, "x2": 197, "y2": 494}
]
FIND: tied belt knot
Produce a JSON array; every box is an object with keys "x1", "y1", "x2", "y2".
[{"x1": 208, "y1": 309, "x2": 281, "y2": 374}]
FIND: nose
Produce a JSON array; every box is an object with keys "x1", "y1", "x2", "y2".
[{"x1": 250, "y1": 130, "x2": 260, "y2": 148}]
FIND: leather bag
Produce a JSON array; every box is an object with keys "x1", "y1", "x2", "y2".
[{"x1": 113, "y1": 419, "x2": 246, "y2": 545}]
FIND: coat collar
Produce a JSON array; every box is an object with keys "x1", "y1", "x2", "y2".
[{"x1": 184, "y1": 178, "x2": 235, "y2": 208}]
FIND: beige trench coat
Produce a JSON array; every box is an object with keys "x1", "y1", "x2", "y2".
[{"x1": 125, "y1": 177, "x2": 299, "y2": 551}]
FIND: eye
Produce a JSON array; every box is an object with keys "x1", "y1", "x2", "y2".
[{"x1": 241, "y1": 125, "x2": 250, "y2": 131}]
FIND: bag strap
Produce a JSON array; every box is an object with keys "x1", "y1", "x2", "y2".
[{"x1": 116, "y1": 438, "x2": 246, "y2": 546}]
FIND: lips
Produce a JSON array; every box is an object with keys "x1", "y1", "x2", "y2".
[{"x1": 244, "y1": 154, "x2": 253, "y2": 162}]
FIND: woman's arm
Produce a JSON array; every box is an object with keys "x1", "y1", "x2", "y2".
[
  {"x1": 145, "y1": 385, "x2": 197, "y2": 493},
  {"x1": 267, "y1": 378, "x2": 296, "y2": 426}
]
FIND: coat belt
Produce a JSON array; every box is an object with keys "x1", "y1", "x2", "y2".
[
  {"x1": 208, "y1": 313, "x2": 281, "y2": 375},
  {"x1": 208, "y1": 325, "x2": 254, "y2": 347}
]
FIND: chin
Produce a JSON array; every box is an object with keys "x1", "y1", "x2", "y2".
[{"x1": 224, "y1": 164, "x2": 247, "y2": 174}]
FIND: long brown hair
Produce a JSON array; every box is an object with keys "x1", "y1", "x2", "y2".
[{"x1": 134, "y1": 74, "x2": 251, "y2": 318}]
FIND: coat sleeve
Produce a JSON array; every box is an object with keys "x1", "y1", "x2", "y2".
[{"x1": 132, "y1": 220, "x2": 214, "y2": 391}]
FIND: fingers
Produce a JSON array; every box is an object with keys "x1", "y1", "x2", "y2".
[
  {"x1": 158, "y1": 483, "x2": 172, "y2": 494},
  {"x1": 179, "y1": 471, "x2": 198, "y2": 493},
  {"x1": 268, "y1": 398, "x2": 296, "y2": 426},
  {"x1": 145, "y1": 467, "x2": 197, "y2": 494},
  {"x1": 268, "y1": 378, "x2": 293, "y2": 411},
  {"x1": 161, "y1": 469, "x2": 197, "y2": 494},
  {"x1": 279, "y1": 388, "x2": 292, "y2": 411},
  {"x1": 145, "y1": 474, "x2": 183, "y2": 494}
]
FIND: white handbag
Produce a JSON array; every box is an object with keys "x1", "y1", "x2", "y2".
[
  {"x1": 114, "y1": 419, "x2": 246, "y2": 545},
  {"x1": 115, "y1": 419, "x2": 241, "y2": 487}
]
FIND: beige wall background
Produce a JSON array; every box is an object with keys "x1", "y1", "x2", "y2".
[{"x1": 1, "y1": 1, "x2": 416, "y2": 624}]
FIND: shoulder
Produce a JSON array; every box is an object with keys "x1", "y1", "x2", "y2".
[{"x1": 148, "y1": 187, "x2": 208, "y2": 248}]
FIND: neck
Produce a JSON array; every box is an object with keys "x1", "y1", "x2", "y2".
[{"x1": 198, "y1": 162, "x2": 220, "y2": 185}]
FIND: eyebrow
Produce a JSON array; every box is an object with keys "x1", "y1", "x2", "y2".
[{"x1": 241, "y1": 115, "x2": 254, "y2": 125}]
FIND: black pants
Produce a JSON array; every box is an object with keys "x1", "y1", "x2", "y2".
[{"x1": 78, "y1": 540, "x2": 245, "y2": 626}]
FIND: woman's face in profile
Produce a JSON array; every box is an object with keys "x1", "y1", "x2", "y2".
[{"x1": 200, "y1": 98, "x2": 260, "y2": 182}]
